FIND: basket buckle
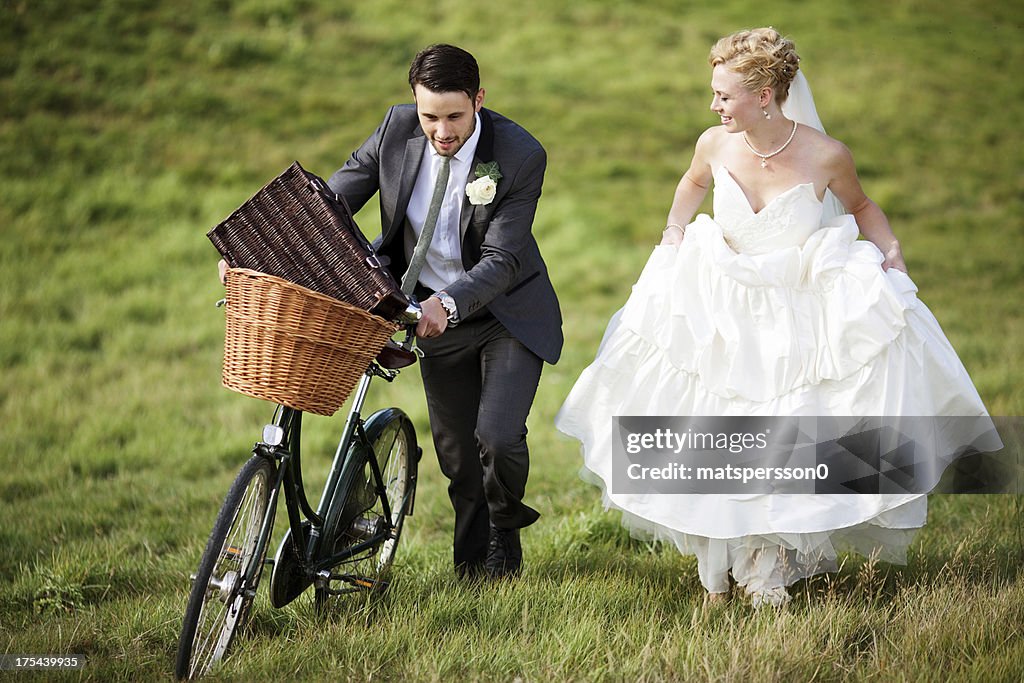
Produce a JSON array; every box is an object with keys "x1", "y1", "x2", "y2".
[
  {"x1": 365, "y1": 254, "x2": 389, "y2": 270},
  {"x1": 308, "y1": 177, "x2": 342, "y2": 204}
]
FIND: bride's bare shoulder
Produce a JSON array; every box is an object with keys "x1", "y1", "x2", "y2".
[
  {"x1": 693, "y1": 126, "x2": 730, "y2": 163},
  {"x1": 697, "y1": 125, "x2": 730, "y2": 147},
  {"x1": 799, "y1": 125, "x2": 850, "y2": 160}
]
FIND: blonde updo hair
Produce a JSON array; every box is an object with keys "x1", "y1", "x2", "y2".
[{"x1": 709, "y1": 27, "x2": 800, "y2": 104}]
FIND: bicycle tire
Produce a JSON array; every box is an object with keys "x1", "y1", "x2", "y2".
[
  {"x1": 175, "y1": 455, "x2": 275, "y2": 680},
  {"x1": 317, "y1": 408, "x2": 417, "y2": 602}
]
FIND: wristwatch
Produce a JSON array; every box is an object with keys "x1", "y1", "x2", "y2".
[{"x1": 433, "y1": 291, "x2": 460, "y2": 326}]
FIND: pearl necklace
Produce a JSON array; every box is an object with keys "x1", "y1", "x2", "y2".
[{"x1": 743, "y1": 120, "x2": 798, "y2": 168}]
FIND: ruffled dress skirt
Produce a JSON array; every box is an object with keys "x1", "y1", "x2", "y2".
[{"x1": 555, "y1": 208, "x2": 995, "y2": 595}]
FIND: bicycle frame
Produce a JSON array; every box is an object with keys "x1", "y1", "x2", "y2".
[
  {"x1": 238, "y1": 362, "x2": 403, "y2": 601},
  {"x1": 177, "y1": 296, "x2": 423, "y2": 680}
]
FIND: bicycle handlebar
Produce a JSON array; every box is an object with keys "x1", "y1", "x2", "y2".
[{"x1": 396, "y1": 300, "x2": 422, "y2": 326}]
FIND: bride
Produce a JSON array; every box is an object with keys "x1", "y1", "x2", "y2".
[{"x1": 556, "y1": 28, "x2": 996, "y2": 606}]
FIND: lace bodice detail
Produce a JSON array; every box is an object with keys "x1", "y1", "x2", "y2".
[{"x1": 712, "y1": 167, "x2": 824, "y2": 254}]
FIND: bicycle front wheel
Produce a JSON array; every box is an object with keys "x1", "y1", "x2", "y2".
[{"x1": 175, "y1": 455, "x2": 275, "y2": 680}]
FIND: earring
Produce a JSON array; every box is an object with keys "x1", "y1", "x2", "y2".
[{"x1": 762, "y1": 108, "x2": 771, "y2": 120}]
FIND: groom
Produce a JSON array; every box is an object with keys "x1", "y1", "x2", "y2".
[{"x1": 327, "y1": 44, "x2": 563, "y2": 579}]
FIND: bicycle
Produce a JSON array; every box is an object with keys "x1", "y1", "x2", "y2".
[{"x1": 174, "y1": 271, "x2": 423, "y2": 681}]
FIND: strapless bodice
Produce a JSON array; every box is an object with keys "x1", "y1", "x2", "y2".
[{"x1": 713, "y1": 167, "x2": 824, "y2": 254}]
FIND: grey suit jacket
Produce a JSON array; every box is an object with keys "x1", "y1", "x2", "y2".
[{"x1": 327, "y1": 105, "x2": 563, "y2": 364}]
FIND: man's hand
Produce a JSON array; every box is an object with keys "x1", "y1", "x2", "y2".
[
  {"x1": 218, "y1": 259, "x2": 229, "y2": 284},
  {"x1": 416, "y1": 296, "x2": 449, "y2": 338}
]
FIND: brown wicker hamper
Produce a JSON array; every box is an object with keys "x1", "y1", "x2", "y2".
[{"x1": 207, "y1": 161, "x2": 408, "y2": 321}]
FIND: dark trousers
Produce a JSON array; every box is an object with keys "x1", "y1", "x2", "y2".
[{"x1": 416, "y1": 312, "x2": 543, "y2": 571}]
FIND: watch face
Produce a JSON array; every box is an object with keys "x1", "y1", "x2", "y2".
[{"x1": 437, "y1": 294, "x2": 457, "y2": 320}]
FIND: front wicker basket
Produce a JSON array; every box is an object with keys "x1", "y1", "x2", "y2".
[{"x1": 222, "y1": 268, "x2": 399, "y2": 416}]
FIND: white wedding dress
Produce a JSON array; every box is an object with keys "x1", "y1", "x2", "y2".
[{"x1": 555, "y1": 164, "x2": 995, "y2": 598}]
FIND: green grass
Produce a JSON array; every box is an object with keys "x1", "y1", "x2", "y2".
[{"x1": 2, "y1": 0, "x2": 1023, "y2": 680}]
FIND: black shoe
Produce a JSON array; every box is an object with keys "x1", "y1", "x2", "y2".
[
  {"x1": 484, "y1": 525, "x2": 522, "y2": 579},
  {"x1": 455, "y1": 561, "x2": 486, "y2": 582}
]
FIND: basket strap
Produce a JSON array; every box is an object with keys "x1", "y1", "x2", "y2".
[{"x1": 308, "y1": 176, "x2": 395, "y2": 275}]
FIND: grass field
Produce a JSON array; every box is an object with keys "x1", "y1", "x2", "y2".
[{"x1": 2, "y1": 1, "x2": 1023, "y2": 680}]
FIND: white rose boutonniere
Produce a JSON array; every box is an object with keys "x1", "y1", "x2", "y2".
[
  {"x1": 466, "y1": 175, "x2": 496, "y2": 206},
  {"x1": 466, "y1": 161, "x2": 502, "y2": 206}
]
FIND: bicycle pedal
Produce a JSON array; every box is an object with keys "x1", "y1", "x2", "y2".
[
  {"x1": 326, "y1": 572, "x2": 388, "y2": 592},
  {"x1": 342, "y1": 576, "x2": 388, "y2": 592}
]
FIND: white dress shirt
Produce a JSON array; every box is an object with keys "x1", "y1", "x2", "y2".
[{"x1": 403, "y1": 112, "x2": 481, "y2": 293}]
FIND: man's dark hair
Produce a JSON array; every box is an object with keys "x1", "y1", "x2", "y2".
[{"x1": 408, "y1": 44, "x2": 480, "y2": 102}]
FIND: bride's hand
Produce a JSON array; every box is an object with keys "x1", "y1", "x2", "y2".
[
  {"x1": 881, "y1": 240, "x2": 907, "y2": 274},
  {"x1": 660, "y1": 224, "x2": 685, "y2": 246}
]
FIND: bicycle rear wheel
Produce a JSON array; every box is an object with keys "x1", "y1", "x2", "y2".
[
  {"x1": 175, "y1": 455, "x2": 275, "y2": 680},
  {"x1": 318, "y1": 408, "x2": 417, "y2": 600}
]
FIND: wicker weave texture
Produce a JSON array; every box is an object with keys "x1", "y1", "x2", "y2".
[
  {"x1": 208, "y1": 161, "x2": 408, "y2": 320},
  {"x1": 222, "y1": 268, "x2": 399, "y2": 416}
]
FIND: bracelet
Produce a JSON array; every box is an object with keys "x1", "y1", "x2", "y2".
[{"x1": 664, "y1": 223, "x2": 685, "y2": 235}]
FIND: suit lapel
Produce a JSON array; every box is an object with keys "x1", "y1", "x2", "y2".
[
  {"x1": 460, "y1": 109, "x2": 495, "y2": 240},
  {"x1": 387, "y1": 131, "x2": 427, "y2": 244}
]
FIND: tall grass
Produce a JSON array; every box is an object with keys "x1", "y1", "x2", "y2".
[{"x1": 1, "y1": 1, "x2": 1022, "y2": 680}]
